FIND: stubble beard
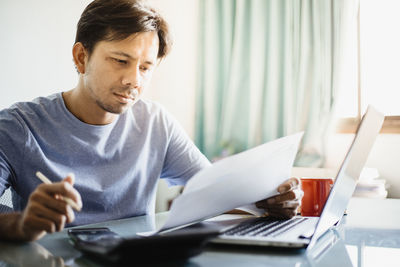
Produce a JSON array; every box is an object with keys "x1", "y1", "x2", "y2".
[
  {"x1": 88, "y1": 86, "x2": 130, "y2": 114},
  {"x1": 95, "y1": 99, "x2": 123, "y2": 114},
  {"x1": 84, "y1": 68, "x2": 133, "y2": 115},
  {"x1": 95, "y1": 96, "x2": 132, "y2": 115}
]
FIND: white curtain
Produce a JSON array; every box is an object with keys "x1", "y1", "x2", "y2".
[{"x1": 195, "y1": 0, "x2": 358, "y2": 166}]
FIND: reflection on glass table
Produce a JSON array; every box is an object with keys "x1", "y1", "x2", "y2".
[
  {"x1": 0, "y1": 241, "x2": 64, "y2": 267},
  {"x1": 344, "y1": 227, "x2": 400, "y2": 267}
]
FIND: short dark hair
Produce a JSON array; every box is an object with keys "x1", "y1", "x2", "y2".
[{"x1": 75, "y1": 0, "x2": 172, "y2": 59}]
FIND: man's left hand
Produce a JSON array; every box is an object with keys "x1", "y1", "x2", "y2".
[{"x1": 255, "y1": 177, "x2": 303, "y2": 219}]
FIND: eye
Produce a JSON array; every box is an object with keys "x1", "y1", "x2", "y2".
[
  {"x1": 113, "y1": 58, "x2": 128, "y2": 65},
  {"x1": 140, "y1": 65, "x2": 150, "y2": 72}
]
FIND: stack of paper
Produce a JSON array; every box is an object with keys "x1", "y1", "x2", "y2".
[{"x1": 353, "y1": 168, "x2": 388, "y2": 198}]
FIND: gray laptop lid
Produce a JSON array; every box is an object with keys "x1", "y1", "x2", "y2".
[{"x1": 307, "y1": 106, "x2": 384, "y2": 250}]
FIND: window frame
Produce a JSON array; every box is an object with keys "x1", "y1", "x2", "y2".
[
  {"x1": 337, "y1": 116, "x2": 400, "y2": 134},
  {"x1": 336, "y1": 2, "x2": 400, "y2": 134}
]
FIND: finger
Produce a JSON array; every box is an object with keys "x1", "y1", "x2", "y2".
[
  {"x1": 30, "y1": 190, "x2": 75, "y2": 222},
  {"x1": 282, "y1": 200, "x2": 301, "y2": 209},
  {"x1": 267, "y1": 189, "x2": 304, "y2": 204},
  {"x1": 63, "y1": 173, "x2": 75, "y2": 186},
  {"x1": 267, "y1": 208, "x2": 298, "y2": 219},
  {"x1": 277, "y1": 177, "x2": 300, "y2": 194},
  {"x1": 266, "y1": 207, "x2": 297, "y2": 213},
  {"x1": 35, "y1": 209, "x2": 66, "y2": 232},
  {"x1": 55, "y1": 194, "x2": 81, "y2": 212},
  {"x1": 22, "y1": 213, "x2": 57, "y2": 234},
  {"x1": 256, "y1": 199, "x2": 301, "y2": 210},
  {"x1": 268, "y1": 200, "x2": 301, "y2": 209},
  {"x1": 28, "y1": 201, "x2": 67, "y2": 232},
  {"x1": 38, "y1": 182, "x2": 82, "y2": 209}
]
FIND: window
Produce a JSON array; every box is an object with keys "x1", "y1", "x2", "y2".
[{"x1": 336, "y1": 0, "x2": 400, "y2": 133}]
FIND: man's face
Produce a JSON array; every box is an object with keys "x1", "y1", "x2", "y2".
[{"x1": 82, "y1": 31, "x2": 159, "y2": 114}]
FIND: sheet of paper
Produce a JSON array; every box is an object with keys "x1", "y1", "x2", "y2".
[{"x1": 158, "y1": 132, "x2": 303, "y2": 232}]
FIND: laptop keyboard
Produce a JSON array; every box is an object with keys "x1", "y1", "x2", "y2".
[{"x1": 222, "y1": 217, "x2": 308, "y2": 238}]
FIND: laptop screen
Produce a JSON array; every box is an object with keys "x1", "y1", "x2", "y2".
[{"x1": 307, "y1": 106, "x2": 384, "y2": 250}]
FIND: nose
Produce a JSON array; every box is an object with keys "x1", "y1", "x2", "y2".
[{"x1": 121, "y1": 66, "x2": 141, "y2": 88}]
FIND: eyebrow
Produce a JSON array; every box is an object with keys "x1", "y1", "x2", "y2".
[{"x1": 110, "y1": 51, "x2": 155, "y2": 65}]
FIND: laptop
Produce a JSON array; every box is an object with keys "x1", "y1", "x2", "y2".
[{"x1": 210, "y1": 105, "x2": 384, "y2": 250}]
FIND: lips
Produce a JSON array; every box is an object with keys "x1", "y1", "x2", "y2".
[{"x1": 114, "y1": 93, "x2": 135, "y2": 104}]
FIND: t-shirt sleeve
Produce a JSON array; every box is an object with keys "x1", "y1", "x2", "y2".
[
  {"x1": 160, "y1": 110, "x2": 211, "y2": 186},
  {"x1": 0, "y1": 109, "x2": 26, "y2": 201},
  {"x1": 0, "y1": 151, "x2": 12, "y2": 197}
]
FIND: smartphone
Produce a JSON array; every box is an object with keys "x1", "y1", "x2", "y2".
[
  {"x1": 68, "y1": 227, "x2": 123, "y2": 248},
  {"x1": 67, "y1": 225, "x2": 219, "y2": 264}
]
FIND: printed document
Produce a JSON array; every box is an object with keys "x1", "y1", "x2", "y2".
[{"x1": 158, "y1": 132, "x2": 303, "y2": 232}]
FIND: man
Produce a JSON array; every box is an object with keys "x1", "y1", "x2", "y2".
[{"x1": 0, "y1": 0, "x2": 302, "y2": 241}]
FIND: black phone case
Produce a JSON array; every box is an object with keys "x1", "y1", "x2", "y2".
[{"x1": 68, "y1": 225, "x2": 219, "y2": 264}]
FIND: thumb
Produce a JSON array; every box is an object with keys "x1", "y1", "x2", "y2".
[{"x1": 62, "y1": 173, "x2": 75, "y2": 186}]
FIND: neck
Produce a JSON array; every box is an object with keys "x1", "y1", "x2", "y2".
[{"x1": 62, "y1": 84, "x2": 117, "y2": 126}]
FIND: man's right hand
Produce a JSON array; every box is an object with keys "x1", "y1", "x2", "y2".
[{"x1": 17, "y1": 174, "x2": 82, "y2": 241}]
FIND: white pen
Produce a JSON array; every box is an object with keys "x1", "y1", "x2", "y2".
[{"x1": 35, "y1": 171, "x2": 81, "y2": 211}]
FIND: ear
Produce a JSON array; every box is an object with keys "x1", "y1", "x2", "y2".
[{"x1": 72, "y1": 42, "x2": 88, "y2": 74}]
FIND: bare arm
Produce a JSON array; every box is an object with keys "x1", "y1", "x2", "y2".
[
  {"x1": 0, "y1": 212, "x2": 26, "y2": 241},
  {"x1": 0, "y1": 174, "x2": 82, "y2": 241}
]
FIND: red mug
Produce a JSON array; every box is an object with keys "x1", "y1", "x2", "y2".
[{"x1": 300, "y1": 178, "x2": 334, "y2": 217}]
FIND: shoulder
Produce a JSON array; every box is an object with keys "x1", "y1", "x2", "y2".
[
  {"x1": 130, "y1": 98, "x2": 185, "y2": 139},
  {"x1": 1, "y1": 93, "x2": 61, "y2": 120},
  {"x1": 132, "y1": 98, "x2": 167, "y2": 115},
  {"x1": 131, "y1": 98, "x2": 176, "y2": 123},
  {"x1": 0, "y1": 93, "x2": 62, "y2": 135},
  {"x1": 13, "y1": 93, "x2": 61, "y2": 115}
]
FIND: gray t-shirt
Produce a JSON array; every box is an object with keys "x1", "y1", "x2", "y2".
[{"x1": 0, "y1": 93, "x2": 210, "y2": 225}]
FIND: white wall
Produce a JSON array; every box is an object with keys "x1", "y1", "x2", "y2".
[
  {"x1": 0, "y1": 0, "x2": 92, "y2": 109},
  {"x1": 325, "y1": 133, "x2": 400, "y2": 198},
  {"x1": 0, "y1": 0, "x2": 199, "y2": 212}
]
